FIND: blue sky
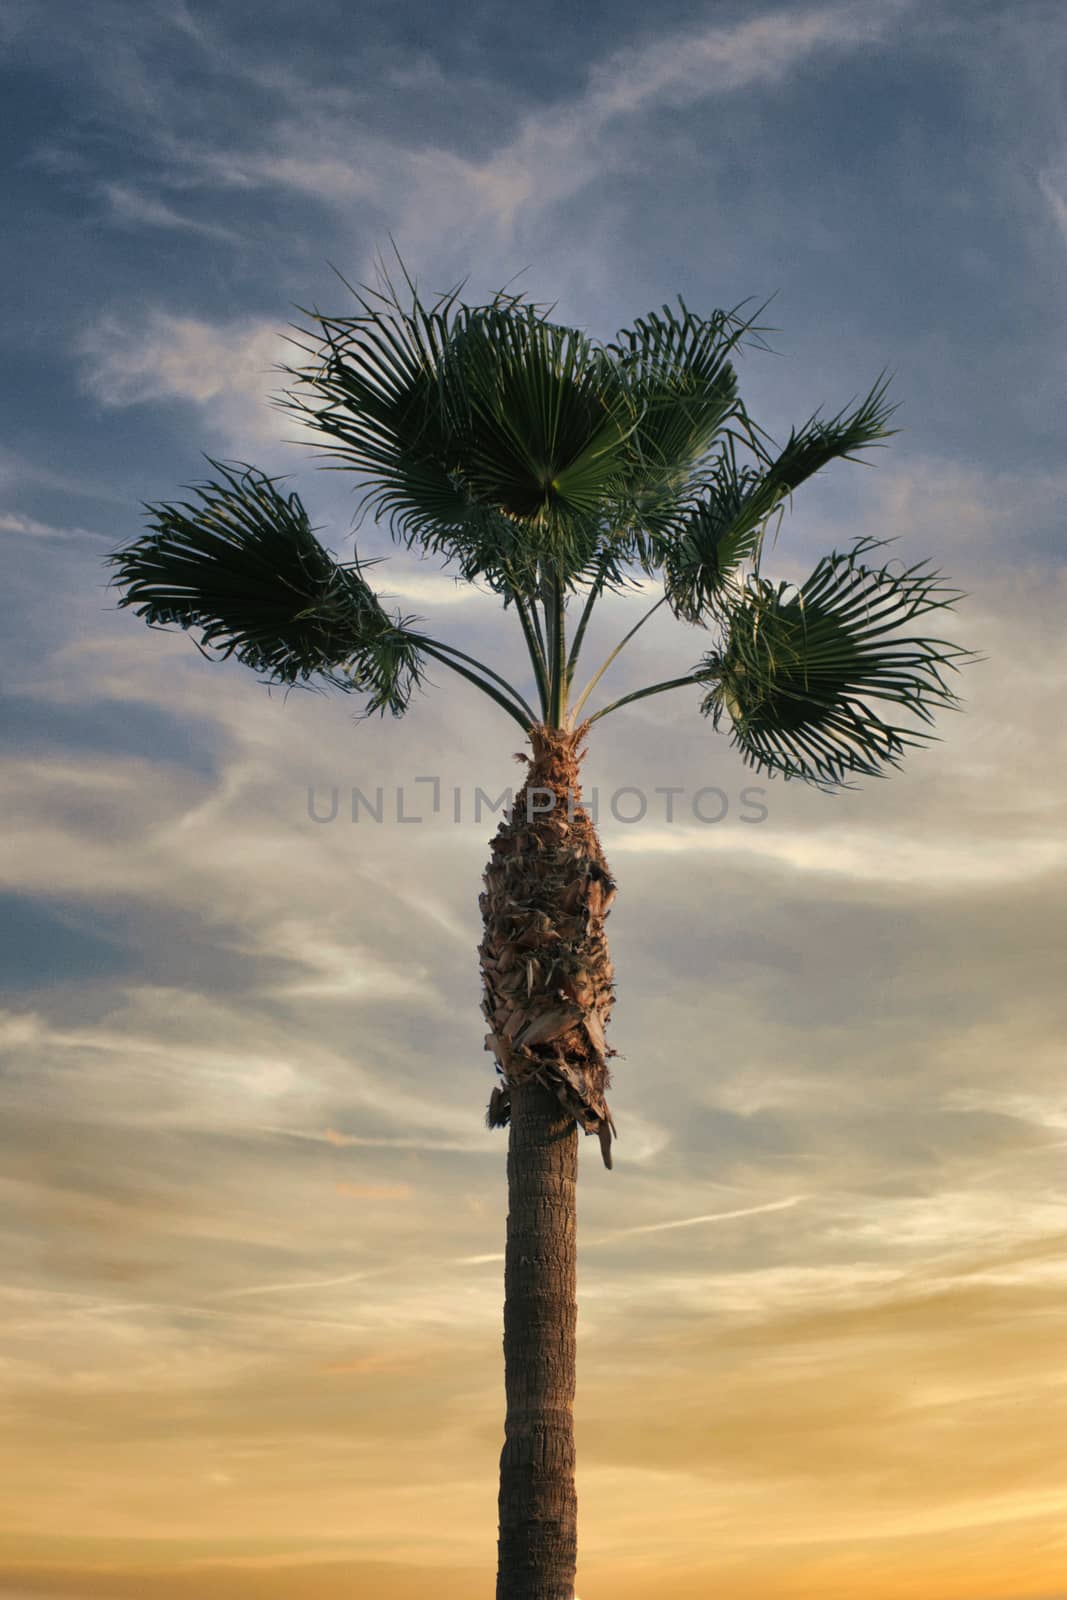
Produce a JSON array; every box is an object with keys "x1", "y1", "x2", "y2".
[{"x1": 2, "y1": 3, "x2": 1067, "y2": 1598}]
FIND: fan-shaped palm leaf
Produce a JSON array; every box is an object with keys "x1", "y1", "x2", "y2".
[
  {"x1": 281, "y1": 275, "x2": 639, "y2": 589},
  {"x1": 107, "y1": 461, "x2": 425, "y2": 716},
  {"x1": 604, "y1": 296, "x2": 763, "y2": 543},
  {"x1": 700, "y1": 537, "x2": 972, "y2": 787},
  {"x1": 448, "y1": 306, "x2": 637, "y2": 521},
  {"x1": 281, "y1": 280, "x2": 520, "y2": 563}
]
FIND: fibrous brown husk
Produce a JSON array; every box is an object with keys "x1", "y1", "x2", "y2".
[{"x1": 479, "y1": 723, "x2": 617, "y2": 1169}]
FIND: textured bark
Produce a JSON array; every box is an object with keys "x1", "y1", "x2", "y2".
[
  {"x1": 480, "y1": 724, "x2": 617, "y2": 1600},
  {"x1": 496, "y1": 1078, "x2": 578, "y2": 1600},
  {"x1": 480, "y1": 724, "x2": 617, "y2": 1165}
]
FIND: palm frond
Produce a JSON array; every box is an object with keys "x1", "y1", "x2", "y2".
[
  {"x1": 654, "y1": 376, "x2": 899, "y2": 623},
  {"x1": 660, "y1": 443, "x2": 785, "y2": 623},
  {"x1": 107, "y1": 249, "x2": 970, "y2": 752},
  {"x1": 279, "y1": 278, "x2": 640, "y2": 591},
  {"x1": 758, "y1": 375, "x2": 898, "y2": 491},
  {"x1": 700, "y1": 537, "x2": 973, "y2": 788},
  {"x1": 107, "y1": 460, "x2": 425, "y2": 716},
  {"x1": 280, "y1": 281, "x2": 509, "y2": 555},
  {"x1": 604, "y1": 296, "x2": 767, "y2": 540},
  {"x1": 450, "y1": 306, "x2": 638, "y2": 524}
]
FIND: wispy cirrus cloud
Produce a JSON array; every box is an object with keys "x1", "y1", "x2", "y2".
[
  {"x1": 100, "y1": 180, "x2": 243, "y2": 240},
  {"x1": 218, "y1": 3, "x2": 907, "y2": 239},
  {"x1": 67, "y1": 1, "x2": 919, "y2": 452},
  {"x1": 0, "y1": 511, "x2": 109, "y2": 540},
  {"x1": 234, "y1": 2, "x2": 906, "y2": 244},
  {"x1": 40, "y1": 0, "x2": 915, "y2": 265}
]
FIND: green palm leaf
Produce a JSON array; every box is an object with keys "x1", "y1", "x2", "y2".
[
  {"x1": 758, "y1": 375, "x2": 899, "y2": 491},
  {"x1": 115, "y1": 252, "x2": 970, "y2": 755},
  {"x1": 281, "y1": 273, "x2": 639, "y2": 588},
  {"x1": 605, "y1": 296, "x2": 763, "y2": 541},
  {"x1": 107, "y1": 460, "x2": 425, "y2": 716},
  {"x1": 656, "y1": 376, "x2": 899, "y2": 623},
  {"x1": 282, "y1": 278, "x2": 521, "y2": 562},
  {"x1": 450, "y1": 306, "x2": 637, "y2": 521},
  {"x1": 661, "y1": 445, "x2": 785, "y2": 623},
  {"x1": 700, "y1": 537, "x2": 973, "y2": 787}
]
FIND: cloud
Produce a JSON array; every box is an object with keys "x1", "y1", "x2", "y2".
[
  {"x1": 76, "y1": 309, "x2": 289, "y2": 445},
  {"x1": 245, "y1": 1, "x2": 905, "y2": 252},
  {"x1": 0, "y1": 511, "x2": 110, "y2": 541},
  {"x1": 0, "y1": 1561, "x2": 486, "y2": 1600},
  {"x1": 590, "y1": 1194, "x2": 808, "y2": 1242},
  {"x1": 211, "y1": 1269, "x2": 376, "y2": 1300},
  {"x1": 72, "y1": 304, "x2": 381, "y2": 459},
  {"x1": 375, "y1": 568, "x2": 489, "y2": 608},
  {"x1": 586, "y1": 2, "x2": 904, "y2": 117},
  {"x1": 100, "y1": 181, "x2": 242, "y2": 240},
  {"x1": 1038, "y1": 169, "x2": 1067, "y2": 249},
  {"x1": 45, "y1": 0, "x2": 916, "y2": 298},
  {"x1": 322, "y1": 1127, "x2": 358, "y2": 1147},
  {"x1": 612, "y1": 822, "x2": 1067, "y2": 887}
]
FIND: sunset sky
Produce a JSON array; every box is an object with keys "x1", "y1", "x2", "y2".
[{"x1": 3, "y1": 1, "x2": 1067, "y2": 1596}]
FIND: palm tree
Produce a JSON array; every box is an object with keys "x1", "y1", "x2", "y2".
[{"x1": 107, "y1": 254, "x2": 971, "y2": 1600}]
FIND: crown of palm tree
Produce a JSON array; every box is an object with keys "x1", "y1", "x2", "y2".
[{"x1": 109, "y1": 251, "x2": 973, "y2": 783}]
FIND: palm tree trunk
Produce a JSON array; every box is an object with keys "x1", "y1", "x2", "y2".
[
  {"x1": 479, "y1": 724, "x2": 617, "y2": 1600},
  {"x1": 497, "y1": 1077, "x2": 578, "y2": 1599}
]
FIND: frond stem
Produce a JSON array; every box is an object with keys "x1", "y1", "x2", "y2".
[
  {"x1": 524, "y1": 582, "x2": 548, "y2": 659},
  {"x1": 417, "y1": 639, "x2": 535, "y2": 729},
  {"x1": 565, "y1": 551, "x2": 611, "y2": 684},
  {"x1": 510, "y1": 589, "x2": 551, "y2": 717},
  {"x1": 585, "y1": 668, "x2": 712, "y2": 727},
  {"x1": 568, "y1": 594, "x2": 669, "y2": 726},
  {"x1": 548, "y1": 574, "x2": 568, "y2": 727}
]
